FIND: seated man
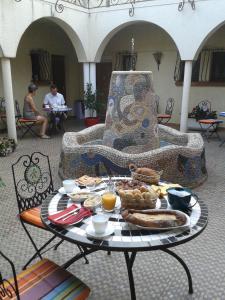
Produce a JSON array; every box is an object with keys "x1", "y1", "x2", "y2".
[
  {"x1": 43, "y1": 84, "x2": 66, "y2": 131},
  {"x1": 44, "y1": 84, "x2": 65, "y2": 107}
]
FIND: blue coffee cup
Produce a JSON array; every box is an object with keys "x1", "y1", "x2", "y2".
[{"x1": 167, "y1": 187, "x2": 198, "y2": 211}]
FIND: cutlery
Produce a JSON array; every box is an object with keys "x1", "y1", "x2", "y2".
[
  {"x1": 54, "y1": 208, "x2": 79, "y2": 221},
  {"x1": 62, "y1": 210, "x2": 80, "y2": 221}
]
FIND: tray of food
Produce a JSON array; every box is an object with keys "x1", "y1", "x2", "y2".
[
  {"x1": 75, "y1": 175, "x2": 102, "y2": 187},
  {"x1": 122, "y1": 209, "x2": 190, "y2": 230},
  {"x1": 118, "y1": 187, "x2": 159, "y2": 210},
  {"x1": 129, "y1": 164, "x2": 162, "y2": 185}
]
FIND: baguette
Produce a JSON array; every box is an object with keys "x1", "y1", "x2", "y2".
[{"x1": 122, "y1": 209, "x2": 186, "y2": 228}]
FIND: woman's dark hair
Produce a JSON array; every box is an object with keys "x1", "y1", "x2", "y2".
[{"x1": 28, "y1": 83, "x2": 38, "y2": 93}]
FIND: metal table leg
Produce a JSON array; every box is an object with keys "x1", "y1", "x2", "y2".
[
  {"x1": 124, "y1": 251, "x2": 137, "y2": 300},
  {"x1": 161, "y1": 248, "x2": 193, "y2": 294},
  {"x1": 62, "y1": 247, "x2": 98, "y2": 269}
]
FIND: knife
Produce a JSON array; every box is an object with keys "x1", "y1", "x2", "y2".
[{"x1": 53, "y1": 208, "x2": 79, "y2": 221}]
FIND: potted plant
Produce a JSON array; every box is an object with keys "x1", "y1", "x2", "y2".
[
  {"x1": 188, "y1": 105, "x2": 217, "y2": 121},
  {"x1": 83, "y1": 83, "x2": 101, "y2": 127},
  {"x1": 188, "y1": 102, "x2": 217, "y2": 130}
]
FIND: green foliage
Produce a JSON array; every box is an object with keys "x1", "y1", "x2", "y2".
[
  {"x1": 0, "y1": 137, "x2": 16, "y2": 157},
  {"x1": 188, "y1": 104, "x2": 217, "y2": 121},
  {"x1": 0, "y1": 177, "x2": 5, "y2": 188},
  {"x1": 83, "y1": 83, "x2": 102, "y2": 117}
]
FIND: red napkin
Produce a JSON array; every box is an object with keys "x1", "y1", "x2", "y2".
[{"x1": 48, "y1": 205, "x2": 92, "y2": 226}]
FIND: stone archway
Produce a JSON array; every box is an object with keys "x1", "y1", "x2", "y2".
[
  {"x1": 95, "y1": 21, "x2": 180, "y2": 124},
  {"x1": 13, "y1": 17, "x2": 83, "y2": 116},
  {"x1": 94, "y1": 20, "x2": 180, "y2": 63}
]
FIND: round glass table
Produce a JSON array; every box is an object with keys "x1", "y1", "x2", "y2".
[{"x1": 41, "y1": 176, "x2": 208, "y2": 300}]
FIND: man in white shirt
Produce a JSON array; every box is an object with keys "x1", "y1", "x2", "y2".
[
  {"x1": 43, "y1": 84, "x2": 66, "y2": 132},
  {"x1": 44, "y1": 84, "x2": 65, "y2": 107}
]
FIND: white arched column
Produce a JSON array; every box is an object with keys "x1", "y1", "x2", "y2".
[
  {"x1": 83, "y1": 62, "x2": 97, "y2": 118},
  {"x1": 180, "y1": 60, "x2": 193, "y2": 133},
  {"x1": 89, "y1": 63, "x2": 96, "y2": 92},
  {"x1": 83, "y1": 62, "x2": 90, "y2": 91},
  {"x1": 1, "y1": 58, "x2": 17, "y2": 142}
]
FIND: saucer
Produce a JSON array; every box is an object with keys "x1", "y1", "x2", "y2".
[
  {"x1": 58, "y1": 186, "x2": 79, "y2": 195},
  {"x1": 86, "y1": 224, "x2": 114, "y2": 239}
]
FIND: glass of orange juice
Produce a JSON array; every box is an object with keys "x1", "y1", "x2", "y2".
[{"x1": 102, "y1": 192, "x2": 116, "y2": 211}]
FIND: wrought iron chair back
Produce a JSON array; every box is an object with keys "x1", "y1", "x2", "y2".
[
  {"x1": 0, "y1": 97, "x2": 5, "y2": 112},
  {"x1": 15, "y1": 100, "x2": 22, "y2": 119},
  {"x1": 12, "y1": 152, "x2": 53, "y2": 214},
  {"x1": 0, "y1": 250, "x2": 20, "y2": 300},
  {"x1": 198, "y1": 100, "x2": 211, "y2": 113},
  {"x1": 165, "y1": 97, "x2": 175, "y2": 115},
  {"x1": 154, "y1": 94, "x2": 160, "y2": 114}
]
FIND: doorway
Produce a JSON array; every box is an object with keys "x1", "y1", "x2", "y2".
[
  {"x1": 52, "y1": 55, "x2": 66, "y2": 100},
  {"x1": 96, "y1": 62, "x2": 112, "y2": 120}
]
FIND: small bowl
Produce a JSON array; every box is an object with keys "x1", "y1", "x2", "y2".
[
  {"x1": 83, "y1": 194, "x2": 102, "y2": 210},
  {"x1": 68, "y1": 192, "x2": 91, "y2": 202},
  {"x1": 131, "y1": 170, "x2": 162, "y2": 184}
]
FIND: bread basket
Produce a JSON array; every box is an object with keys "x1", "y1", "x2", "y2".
[
  {"x1": 118, "y1": 188, "x2": 158, "y2": 210},
  {"x1": 131, "y1": 170, "x2": 162, "y2": 185}
]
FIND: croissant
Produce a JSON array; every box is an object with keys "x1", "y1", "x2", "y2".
[{"x1": 136, "y1": 167, "x2": 158, "y2": 177}]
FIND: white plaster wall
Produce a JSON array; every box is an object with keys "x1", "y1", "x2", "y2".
[
  {"x1": 1, "y1": 0, "x2": 225, "y2": 124},
  {"x1": 0, "y1": 0, "x2": 89, "y2": 61},
  {"x1": 102, "y1": 22, "x2": 225, "y2": 124},
  {"x1": 1, "y1": 0, "x2": 225, "y2": 61},
  {"x1": 90, "y1": 0, "x2": 225, "y2": 61},
  {"x1": 0, "y1": 20, "x2": 81, "y2": 113}
]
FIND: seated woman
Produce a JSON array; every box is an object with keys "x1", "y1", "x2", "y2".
[{"x1": 23, "y1": 83, "x2": 50, "y2": 139}]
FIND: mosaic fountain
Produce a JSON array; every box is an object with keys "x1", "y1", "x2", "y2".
[{"x1": 59, "y1": 69, "x2": 207, "y2": 188}]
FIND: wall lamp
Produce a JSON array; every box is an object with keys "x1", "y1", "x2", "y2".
[
  {"x1": 153, "y1": 52, "x2": 163, "y2": 71},
  {"x1": 178, "y1": 0, "x2": 195, "y2": 11}
]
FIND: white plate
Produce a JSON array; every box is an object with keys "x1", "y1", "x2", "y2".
[
  {"x1": 58, "y1": 186, "x2": 79, "y2": 195},
  {"x1": 86, "y1": 224, "x2": 114, "y2": 239},
  {"x1": 132, "y1": 210, "x2": 190, "y2": 231},
  {"x1": 69, "y1": 192, "x2": 101, "y2": 204}
]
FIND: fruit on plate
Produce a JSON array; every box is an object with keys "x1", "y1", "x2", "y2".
[{"x1": 151, "y1": 184, "x2": 181, "y2": 197}]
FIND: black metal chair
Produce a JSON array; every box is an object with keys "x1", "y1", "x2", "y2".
[
  {"x1": 15, "y1": 100, "x2": 38, "y2": 139},
  {"x1": 154, "y1": 94, "x2": 160, "y2": 114},
  {"x1": 11, "y1": 152, "x2": 62, "y2": 270},
  {"x1": 0, "y1": 250, "x2": 90, "y2": 300},
  {"x1": 12, "y1": 152, "x2": 88, "y2": 270},
  {"x1": 157, "y1": 97, "x2": 175, "y2": 124},
  {"x1": 0, "y1": 97, "x2": 7, "y2": 128}
]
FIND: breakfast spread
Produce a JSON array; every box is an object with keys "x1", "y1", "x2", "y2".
[
  {"x1": 76, "y1": 175, "x2": 102, "y2": 186},
  {"x1": 118, "y1": 187, "x2": 158, "y2": 209},
  {"x1": 122, "y1": 209, "x2": 187, "y2": 228}
]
